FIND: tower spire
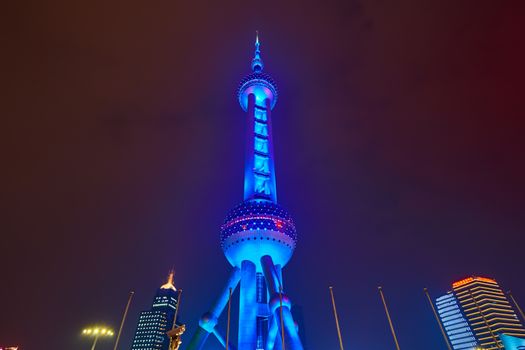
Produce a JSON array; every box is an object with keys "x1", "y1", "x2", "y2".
[
  {"x1": 251, "y1": 31, "x2": 264, "y2": 72},
  {"x1": 167, "y1": 269, "x2": 174, "y2": 285}
]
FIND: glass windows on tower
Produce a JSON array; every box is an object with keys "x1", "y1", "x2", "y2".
[
  {"x1": 255, "y1": 108, "x2": 267, "y2": 122},
  {"x1": 254, "y1": 154, "x2": 270, "y2": 174},
  {"x1": 254, "y1": 174, "x2": 271, "y2": 196},
  {"x1": 255, "y1": 121, "x2": 268, "y2": 137},
  {"x1": 255, "y1": 137, "x2": 269, "y2": 154}
]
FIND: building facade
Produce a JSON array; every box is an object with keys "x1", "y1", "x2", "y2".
[
  {"x1": 436, "y1": 292, "x2": 478, "y2": 349},
  {"x1": 436, "y1": 276, "x2": 525, "y2": 350},
  {"x1": 131, "y1": 272, "x2": 179, "y2": 350}
]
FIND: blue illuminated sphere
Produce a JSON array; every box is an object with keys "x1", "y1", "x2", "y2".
[
  {"x1": 237, "y1": 73, "x2": 278, "y2": 111},
  {"x1": 221, "y1": 200, "x2": 297, "y2": 270}
]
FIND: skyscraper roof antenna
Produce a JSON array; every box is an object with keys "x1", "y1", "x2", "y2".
[{"x1": 251, "y1": 31, "x2": 264, "y2": 73}]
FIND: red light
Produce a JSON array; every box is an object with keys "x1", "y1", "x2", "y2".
[{"x1": 452, "y1": 276, "x2": 497, "y2": 288}]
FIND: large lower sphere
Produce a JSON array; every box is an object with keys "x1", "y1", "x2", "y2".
[{"x1": 221, "y1": 200, "x2": 297, "y2": 270}]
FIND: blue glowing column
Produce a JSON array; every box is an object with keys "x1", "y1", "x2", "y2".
[
  {"x1": 238, "y1": 260, "x2": 257, "y2": 349},
  {"x1": 244, "y1": 94, "x2": 277, "y2": 202},
  {"x1": 189, "y1": 35, "x2": 304, "y2": 350},
  {"x1": 244, "y1": 93, "x2": 256, "y2": 201},
  {"x1": 261, "y1": 255, "x2": 303, "y2": 350},
  {"x1": 264, "y1": 97, "x2": 277, "y2": 203},
  {"x1": 256, "y1": 273, "x2": 269, "y2": 349},
  {"x1": 266, "y1": 315, "x2": 279, "y2": 350},
  {"x1": 187, "y1": 269, "x2": 241, "y2": 350}
]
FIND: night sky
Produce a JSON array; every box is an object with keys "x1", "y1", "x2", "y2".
[{"x1": 2, "y1": 0, "x2": 525, "y2": 349}]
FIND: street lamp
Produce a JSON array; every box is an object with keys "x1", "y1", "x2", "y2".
[{"x1": 81, "y1": 326, "x2": 114, "y2": 350}]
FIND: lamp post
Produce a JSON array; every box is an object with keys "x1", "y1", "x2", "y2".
[{"x1": 82, "y1": 327, "x2": 115, "y2": 350}]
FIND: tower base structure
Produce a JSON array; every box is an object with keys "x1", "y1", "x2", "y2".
[{"x1": 187, "y1": 256, "x2": 303, "y2": 350}]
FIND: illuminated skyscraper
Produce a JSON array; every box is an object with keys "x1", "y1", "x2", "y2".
[
  {"x1": 436, "y1": 292, "x2": 478, "y2": 350},
  {"x1": 131, "y1": 271, "x2": 179, "y2": 350},
  {"x1": 436, "y1": 276, "x2": 525, "y2": 350},
  {"x1": 187, "y1": 34, "x2": 304, "y2": 350}
]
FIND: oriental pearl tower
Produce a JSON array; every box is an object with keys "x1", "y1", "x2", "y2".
[{"x1": 187, "y1": 34, "x2": 304, "y2": 350}]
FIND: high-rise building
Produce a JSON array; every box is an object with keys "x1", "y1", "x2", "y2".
[
  {"x1": 436, "y1": 276, "x2": 525, "y2": 350},
  {"x1": 131, "y1": 271, "x2": 179, "y2": 350},
  {"x1": 436, "y1": 292, "x2": 478, "y2": 349},
  {"x1": 187, "y1": 34, "x2": 304, "y2": 350}
]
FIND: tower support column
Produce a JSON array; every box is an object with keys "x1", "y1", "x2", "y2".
[
  {"x1": 187, "y1": 268, "x2": 241, "y2": 350},
  {"x1": 239, "y1": 260, "x2": 257, "y2": 350},
  {"x1": 260, "y1": 255, "x2": 303, "y2": 350}
]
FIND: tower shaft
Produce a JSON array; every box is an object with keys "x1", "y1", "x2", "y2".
[
  {"x1": 238, "y1": 260, "x2": 258, "y2": 349},
  {"x1": 244, "y1": 95, "x2": 277, "y2": 202}
]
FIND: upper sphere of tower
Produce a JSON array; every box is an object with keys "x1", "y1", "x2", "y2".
[
  {"x1": 237, "y1": 73, "x2": 278, "y2": 111},
  {"x1": 237, "y1": 34, "x2": 278, "y2": 111}
]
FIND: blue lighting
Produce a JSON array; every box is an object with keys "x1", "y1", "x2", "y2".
[
  {"x1": 501, "y1": 334, "x2": 525, "y2": 349},
  {"x1": 188, "y1": 34, "x2": 304, "y2": 350},
  {"x1": 237, "y1": 73, "x2": 278, "y2": 111}
]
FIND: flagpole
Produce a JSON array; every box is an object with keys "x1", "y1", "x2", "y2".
[
  {"x1": 113, "y1": 290, "x2": 134, "y2": 350},
  {"x1": 226, "y1": 287, "x2": 232, "y2": 350},
  {"x1": 508, "y1": 291, "x2": 525, "y2": 322},
  {"x1": 172, "y1": 289, "x2": 183, "y2": 330},
  {"x1": 468, "y1": 289, "x2": 501, "y2": 348},
  {"x1": 279, "y1": 286, "x2": 286, "y2": 350},
  {"x1": 423, "y1": 288, "x2": 452, "y2": 350},
  {"x1": 329, "y1": 286, "x2": 344, "y2": 350},
  {"x1": 378, "y1": 286, "x2": 401, "y2": 350},
  {"x1": 167, "y1": 288, "x2": 185, "y2": 350}
]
